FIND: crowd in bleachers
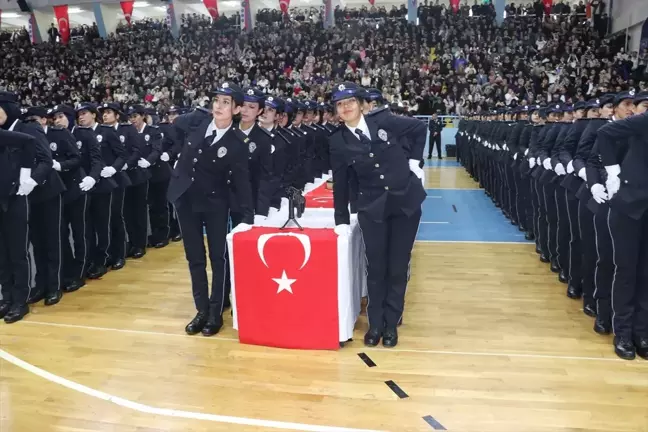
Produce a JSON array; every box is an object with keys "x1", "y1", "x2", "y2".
[{"x1": 0, "y1": 1, "x2": 646, "y2": 117}]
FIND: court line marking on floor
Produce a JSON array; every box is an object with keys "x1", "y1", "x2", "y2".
[
  {"x1": 415, "y1": 240, "x2": 533, "y2": 245},
  {"x1": 16, "y1": 321, "x2": 648, "y2": 365},
  {"x1": 425, "y1": 196, "x2": 442, "y2": 199},
  {"x1": 0, "y1": 348, "x2": 384, "y2": 432},
  {"x1": 419, "y1": 221, "x2": 450, "y2": 224}
]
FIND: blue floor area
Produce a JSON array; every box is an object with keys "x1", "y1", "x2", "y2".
[
  {"x1": 418, "y1": 189, "x2": 532, "y2": 243},
  {"x1": 424, "y1": 159, "x2": 460, "y2": 168}
]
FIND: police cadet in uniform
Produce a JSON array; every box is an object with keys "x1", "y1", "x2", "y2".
[
  {"x1": 596, "y1": 92, "x2": 648, "y2": 360},
  {"x1": 76, "y1": 103, "x2": 128, "y2": 279},
  {"x1": 99, "y1": 103, "x2": 138, "y2": 269},
  {"x1": 258, "y1": 96, "x2": 290, "y2": 214},
  {"x1": 49, "y1": 104, "x2": 103, "y2": 292},
  {"x1": 126, "y1": 104, "x2": 162, "y2": 259},
  {"x1": 427, "y1": 112, "x2": 444, "y2": 159},
  {"x1": 0, "y1": 91, "x2": 53, "y2": 322},
  {"x1": 23, "y1": 107, "x2": 74, "y2": 306},
  {"x1": 158, "y1": 105, "x2": 184, "y2": 243},
  {"x1": 328, "y1": 82, "x2": 426, "y2": 347},
  {"x1": 167, "y1": 82, "x2": 254, "y2": 336}
]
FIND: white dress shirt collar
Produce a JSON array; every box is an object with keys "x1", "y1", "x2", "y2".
[
  {"x1": 205, "y1": 120, "x2": 233, "y2": 145},
  {"x1": 8, "y1": 119, "x2": 19, "y2": 131},
  {"x1": 345, "y1": 115, "x2": 371, "y2": 141}
]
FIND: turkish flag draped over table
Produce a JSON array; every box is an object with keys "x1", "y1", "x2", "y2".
[
  {"x1": 53, "y1": 5, "x2": 70, "y2": 44},
  {"x1": 304, "y1": 182, "x2": 334, "y2": 209},
  {"x1": 120, "y1": 0, "x2": 135, "y2": 25},
  {"x1": 543, "y1": 0, "x2": 552, "y2": 15},
  {"x1": 450, "y1": 0, "x2": 460, "y2": 14},
  {"x1": 203, "y1": 0, "x2": 219, "y2": 18},
  {"x1": 233, "y1": 227, "x2": 339, "y2": 350}
]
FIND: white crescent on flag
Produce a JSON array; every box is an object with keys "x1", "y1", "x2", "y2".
[{"x1": 257, "y1": 232, "x2": 311, "y2": 270}]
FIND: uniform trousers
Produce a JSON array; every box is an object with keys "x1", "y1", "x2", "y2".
[
  {"x1": 222, "y1": 211, "x2": 247, "y2": 302},
  {"x1": 148, "y1": 179, "x2": 170, "y2": 244},
  {"x1": 176, "y1": 194, "x2": 229, "y2": 316},
  {"x1": 592, "y1": 206, "x2": 614, "y2": 324},
  {"x1": 30, "y1": 195, "x2": 63, "y2": 295},
  {"x1": 125, "y1": 181, "x2": 149, "y2": 250},
  {"x1": 428, "y1": 133, "x2": 442, "y2": 158},
  {"x1": 90, "y1": 191, "x2": 113, "y2": 267},
  {"x1": 0, "y1": 195, "x2": 31, "y2": 306},
  {"x1": 607, "y1": 207, "x2": 648, "y2": 339},
  {"x1": 565, "y1": 192, "x2": 582, "y2": 291},
  {"x1": 109, "y1": 187, "x2": 127, "y2": 262},
  {"x1": 536, "y1": 178, "x2": 550, "y2": 257},
  {"x1": 530, "y1": 177, "x2": 540, "y2": 241},
  {"x1": 62, "y1": 194, "x2": 91, "y2": 283},
  {"x1": 544, "y1": 182, "x2": 559, "y2": 263},
  {"x1": 359, "y1": 208, "x2": 421, "y2": 330},
  {"x1": 555, "y1": 185, "x2": 571, "y2": 274},
  {"x1": 169, "y1": 205, "x2": 181, "y2": 239}
]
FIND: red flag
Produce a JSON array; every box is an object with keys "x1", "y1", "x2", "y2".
[
  {"x1": 368, "y1": 0, "x2": 375, "y2": 5},
  {"x1": 586, "y1": 1, "x2": 592, "y2": 18},
  {"x1": 53, "y1": 5, "x2": 70, "y2": 44},
  {"x1": 450, "y1": 0, "x2": 460, "y2": 14},
  {"x1": 279, "y1": 0, "x2": 290, "y2": 14},
  {"x1": 233, "y1": 227, "x2": 339, "y2": 350},
  {"x1": 543, "y1": 0, "x2": 552, "y2": 16},
  {"x1": 305, "y1": 182, "x2": 334, "y2": 209},
  {"x1": 120, "y1": 1, "x2": 134, "y2": 25},
  {"x1": 202, "y1": 0, "x2": 219, "y2": 19}
]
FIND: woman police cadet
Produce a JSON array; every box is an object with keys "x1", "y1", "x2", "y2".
[{"x1": 328, "y1": 82, "x2": 427, "y2": 347}]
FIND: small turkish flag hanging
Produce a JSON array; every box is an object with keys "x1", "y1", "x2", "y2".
[
  {"x1": 543, "y1": 0, "x2": 553, "y2": 15},
  {"x1": 120, "y1": 1, "x2": 134, "y2": 25},
  {"x1": 203, "y1": 0, "x2": 219, "y2": 19},
  {"x1": 233, "y1": 227, "x2": 339, "y2": 350},
  {"x1": 279, "y1": 0, "x2": 290, "y2": 14},
  {"x1": 450, "y1": 0, "x2": 460, "y2": 14},
  {"x1": 52, "y1": 5, "x2": 70, "y2": 44}
]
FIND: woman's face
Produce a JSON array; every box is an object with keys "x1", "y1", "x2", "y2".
[{"x1": 335, "y1": 97, "x2": 362, "y2": 124}]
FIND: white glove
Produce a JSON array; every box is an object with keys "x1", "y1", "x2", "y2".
[
  {"x1": 138, "y1": 158, "x2": 151, "y2": 168},
  {"x1": 17, "y1": 168, "x2": 37, "y2": 196},
  {"x1": 605, "y1": 176, "x2": 621, "y2": 199},
  {"x1": 409, "y1": 159, "x2": 424, "y2": 181},
  {"x1": 122, "y1": 163, "x2": 128, "y2": 171},
  {"x1": 334, "y1": 224, "x2": 352, "y2": 237},
  {"x1": 566, "y1": 160, "x2": 574, "y2": 174},
  {"x1": 231, "y1": 222, "x2": 252, "y2": 234},
  {"x1": 536, "y1": 157, "x2": 541, "y2": 166},
  {"x1": 513, "y1": 153, "x2": 518, "y2": 160},
  {"x1": 542, "y1": 158, "x2": 552, "y2": 170},
  {"x1": 529, "y1": 158, "x2": 536, "y2": 168},
  {"x1": 253, "y1": 214, "x2": 267, "y2": 225},
  {"x1": 590, "y1": 184, "x2": 608, "y2": 204},
  {"x1": 578, "y1": 167, "x2": 587, "y2": 181},
  {"x1": 79, "y1": 176, "x2": 96, "y2": 192},
  {"x1": 100, "y1": 166, "x2": 117, "y2": 178},
  {"x1": 160, "y1": 152, "x2": 170, "y2": 162},
  {"x1": 524, "y1": 148, "x2": 529, "y2": 156},
  {"x1": 555, "y1": 163, "x2": 566, "y2": 176},
  {"x1": 173, "y1": 160, "x2": 179, "y2": 169},
  {"x1": 52, "y1": 160, "x2": 61, "y2": 171}
]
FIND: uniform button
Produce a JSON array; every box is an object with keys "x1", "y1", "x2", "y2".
[
  {"x1": 384, "y1": 186, "x2": 389, "y2": 190},
  {"x1": 375, "y1": 163, "x2": 379, "y2": 168},
  {"x1": 188, "y1": 142, "x2": 192, "y2": 146},
  {"x1": 229, "y1": 171, "x2": 232, "y2": 175},
  {"x1": 380, "y1": 175, "x2": 384, "y2": 179},
  {"x1": 193, "y1": 158, "x2": 197, "y2": 163},
  {"x1": 624, "y1": 180, "x2": 628, "y2": 184},
  {"x1": 369, "y1": 153, "x2": 374, "y2": 157},
  {"x1": 197, "y1": 149, "x2": 202, "y2": 154},
  {"x1": 191, "y1": 177, "x2": 194, "y2": 182},
  {"x1": 227, "y1": 180, "x2": 230, "y2": 184}
]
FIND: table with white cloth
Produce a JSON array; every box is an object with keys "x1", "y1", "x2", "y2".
[{"x1": 226, "y1": 176, "x2": 367, "y2": 350}]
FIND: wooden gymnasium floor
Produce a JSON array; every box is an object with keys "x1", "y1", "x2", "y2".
[{"x1": 1, "y1": 159, "x2": 648, "y2": 432}]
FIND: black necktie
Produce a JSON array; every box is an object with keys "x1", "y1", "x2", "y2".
[
  {"x1": 355, "y1": 128, "x2": 371, "y2": 145},
  {"x1": 210, "y1": 130, "x2": 217, "y2": 145}
]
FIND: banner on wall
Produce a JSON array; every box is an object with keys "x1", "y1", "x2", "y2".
[
  {"x1": 641, "y1": 18, "x2": 648, "y2": 54},
  {"x1": 240, "y1": 0, "x2": 251, "y2": 31},
  {"x1": 203, "y1": 0, "x2": 219, "y2": 19},
  {"x1": 120, "y1": 1, "x2": 134, "y2": 25},
  {"x1": 450, "y1": 0, "x2": 460, "y2": 14},
  {"x1": 53, "y1": 5, "x2": 70, "y2": 44},
  {"x1": 279, "y1": 0, "x2": 290, "y2": 14},
  {"x1": 542, "y1": 0, "x2": 552, "y2": 15}
]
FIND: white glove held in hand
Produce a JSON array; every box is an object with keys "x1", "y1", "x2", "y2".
[
  {"x1": 555, "y1": 163, "x2": 566, "y2": 176},
  {"x1": 160, "y1": 152, "x2": 170, "y2": 162},
  {"x1": 578, "y1": 167, "x2": 587, "y2": 181},
  {"x1": 334, "y1": 224, "x2": 351, "y2": 237},
  {"x1": 52, "y1": 160, "x2": 61, "y2": 171},
  {"x1": 566, "y1": 160, "x2": 574, "y2": 174},
  {"x1": 17, "y1": 168, "x2": 37, "y2": 196},
  {"x1": 590, "y1": 184, "x2": 608, "y2": 204},
  {"x1": 542, "y1": 158, "x2": 552, "y2": 170},
  {"x1": 79, "y1": 176, "x2": 96, "y2": 192},
  {"x1": 100, "y1": 166, "x2": 117, "y2": 178},
  {"x1": 138, "y1": 158, "x2": 151, "y2": 169}
]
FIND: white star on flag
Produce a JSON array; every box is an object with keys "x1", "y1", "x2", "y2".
[{"x1": 273, "y1": 270, "x2": 296, "y2": 294}]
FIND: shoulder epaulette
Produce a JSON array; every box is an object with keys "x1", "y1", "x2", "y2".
[
  {"x1": 232, "y1": 127, "x2": 250, "y2": 143},
  {"x1": 149, "y1": 124, "x2": 159, "y2": 129},
  {"x1": 258, "y1": 126, "x2": 275, "y2": 139},
  {"x1": 280, "y1": 127, "x2": 296, "y2": 137},
  {"x1": 367, "y1": 106, "x2": 390, "y2": 117},
  {"x1": 274, "y1": 128, "x2": 291, "y2": 144},
  {"x1": 49, "y1": 126, "x2": 64, "y2": 130},
  {"x1": 100, "y1": 124, "x2": 113, "y2": 128}
]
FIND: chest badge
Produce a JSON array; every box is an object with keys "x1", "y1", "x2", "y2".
[
  {"x1": 97, "y1": 135, "x2": 103, "y2": 143},
  {"x1": 145, "y1": 134, "x2": 150, "y2": 143},
  {"x1": 49, "y1": 142, "x2": 57, "y2": 151},
  {"x1": 76, "y1": 141, "x2": 82, "y2": 149},
  {"x1": 217, "y1": 147, "x2": 228, "y2": 158},
  {"x1": 249, "y1": 142, "x2": 256, "y2": 153},
  {"x1": 270, "y1": 144, "x2": 275, "y2": 154},
  {"x1": 377, "y1": 129, "x2": 388, "y2": 142},
  {"x1": 119, "y1": 135, "x2": 125, "y2": 143}
]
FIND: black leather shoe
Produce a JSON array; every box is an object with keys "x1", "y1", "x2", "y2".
[
  {"x1": 558, "y1": 271, "x2": 568, "y2": 284},
  {"x1": 525, "y1": 232, "x2": 535, "y2": 241},
  {"x1": 583, "y1": 303, "x2": 597, "y2": 318},
  {"x1": 566, "y1": 285, "x2": 582, "y2": 299},
  {"x1": 44, "y1": 290, "x2": 62, "y2": 306},
  {"x1": 594, "y1": 319, "x2": 611, "y2": 335},
  {"x1": 27, "y1": 290, "x2": 44, "y2": 305},
  {"x1": 535, "y1": 245, "x2": 541, "y2": 254},
  {"x1": 0, "y1": 302, "x2": 11, "y2": 319},
  {"x1": 201, "y1": 315, "x2": 224, "y2": 336},
  {"x1": 154, "y1": 240, "x2": 169, "y2": 249},
  {"x1": 4, "y1": 304, "x2": 29, "y2": 324},
  {"x1": 550, "y1": 260, "x2": 560, "y2": 273},
  {"x1": 63, "y1": 279, "x2": 85, "y2": 293},
  {"x1": 111, "y1": 259, "x2": 126, "y2": 271},
  {"x1": 364, "y1": 328, "x2": 382, "y2": 347},
  {"x1": 171, "y1": 234, "x2": 182, "y2": 242},
  {"x1": 614, "y1": 337, "x2": 636, "y2": 360},
  {"x1": 223, "y1": 296, "x2": 231, "y2": 310},
  {"x1": 539, "y1": 254, "x2": 550, "y2": 263},
  {"x1": 185, "y1": 312, "x2": 208, "y2": 335},
  {"x1": 128, "y1": 248, "x2": 146, "y2": 259},
  {"x1": 87, "y1": 264, "x2": 107, "y2": 279},
  {"x1": 518, "y1": 225, "x2": 526, "y2": 232},
  {"x1": 635, "y1": 338, "x2": 648, "y2": 360},
  {"x1": 382, "y1": 328, "x2": 398, "y2": 348}
]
